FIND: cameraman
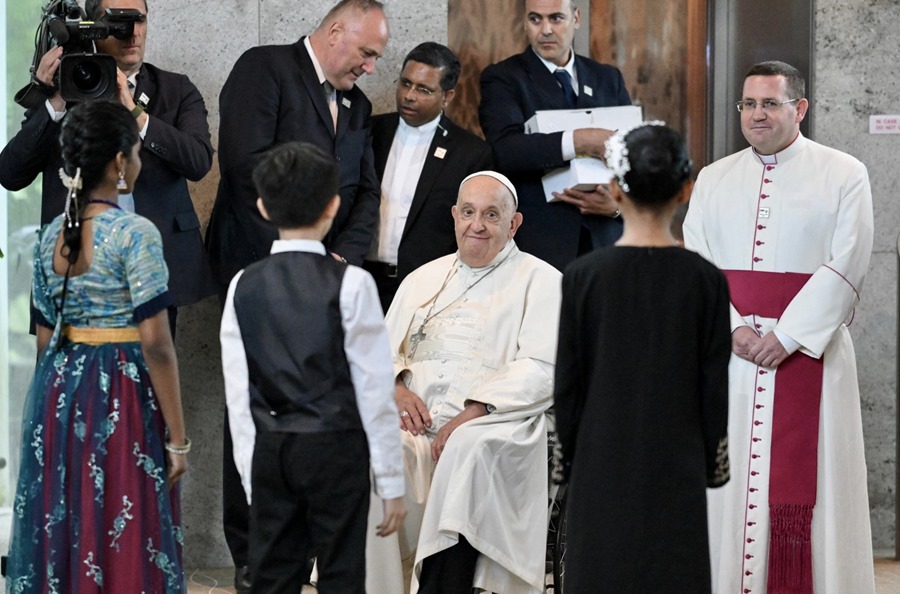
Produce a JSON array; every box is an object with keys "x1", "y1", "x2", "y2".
[{"x1": 0, "y1": 0, "x2": 215, "y2": 337}]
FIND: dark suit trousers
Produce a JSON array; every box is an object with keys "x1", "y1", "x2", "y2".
[{"x1": 249, "y1": 430, "x2": 370, "y2": 594}]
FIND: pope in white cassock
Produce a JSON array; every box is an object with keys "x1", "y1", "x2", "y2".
[
  {"x1": 683, "y1": 61, "x2": 875, "y2": 594},
  {"x1": 366, "y1": 171, "x2": 561, "y2": 594}
]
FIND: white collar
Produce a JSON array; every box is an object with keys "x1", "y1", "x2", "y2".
[
  {"x1": 398, "y1": 113, "x2": 442, "y2": 136},
  {"x1": 535, "y1": 47, "x2": 575, "y2": 77},
  {"x1": 270, "y1": 238, "x2": 327, "y2": 255},
  {"x1": 303, "y1": 36, "x2": 328, "y2": 86}
]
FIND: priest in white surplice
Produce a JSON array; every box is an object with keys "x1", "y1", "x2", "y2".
[
  {"x1": 683, "y1": 61, "x2": 875, "y2": 594},
  {"x1": 367, "y1": 171, "x2": 561, "y2": 594}
]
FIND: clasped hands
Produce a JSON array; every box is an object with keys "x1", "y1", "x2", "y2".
[
  {"x1": 732, "y1": 326, "x2": 789, "y2": 369},
  {"x1": 395, "y1": 381, "x2": 489, "y2": 463}
]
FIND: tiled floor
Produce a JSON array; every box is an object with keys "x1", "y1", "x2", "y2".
[{"x1": 186, "y1": 555, "x2": 900, "y2": 593}]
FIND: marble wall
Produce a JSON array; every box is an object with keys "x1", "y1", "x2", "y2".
[
  {"x1": 142, "y1": 0, "x2": 898, "y2": 569},
  {"x1": 815, "y1": 0, "x2": 900, "y2": 553}
]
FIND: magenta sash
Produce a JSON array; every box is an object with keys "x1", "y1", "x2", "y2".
[{"x1": 722, "y1": 269, "x2": 822, "y2": 594}]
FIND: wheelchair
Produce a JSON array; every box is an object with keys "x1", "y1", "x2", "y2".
[{"x1": 546, "y1": 431, "x2": 568, "y2": 593}]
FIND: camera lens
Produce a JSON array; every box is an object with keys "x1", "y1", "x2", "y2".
[{"x1": 72, "y1": 61, "x2": 103, "y2": 93}]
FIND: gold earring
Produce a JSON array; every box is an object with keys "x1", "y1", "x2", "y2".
[{"x1": 117, "y1": 170, "x2": 127, "y2": 191}]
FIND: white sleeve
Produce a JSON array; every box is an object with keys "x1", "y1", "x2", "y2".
[
  {"x1": 45, "y1": 99, "x2": 65, "y2": 122},
  {"x1": 341, "y1": 266, "x2": 405, "y2": 500},
  {"x1": 220, "y1": 270, "x2": 256, "y2": 505},
  {"x1": 561, "y1": 130, "x2": 576, "y2": 161}
]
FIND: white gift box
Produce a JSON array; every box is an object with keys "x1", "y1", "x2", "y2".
[{"x1": 524, "y1": 105, "x2": 643, "y2": 202}]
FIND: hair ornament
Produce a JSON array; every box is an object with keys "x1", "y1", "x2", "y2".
[
  {"x1": 60, "y1": 167, "x2": 83, "y2": 228},
  {"x1": 604, "y1": 120, "x2": 666, "y2": 194}
]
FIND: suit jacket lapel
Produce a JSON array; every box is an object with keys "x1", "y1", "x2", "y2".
[
  {"x1": 523, "y1": 47, "x2": 571, "y2": 109},
  {"x1": 133, "y1": 67, "x2": 154, "y2": 110},
  {"x1": 296, "y1": 38, "x2": 336, "y2": 137},
  {"x1": 573, "y1": 55, "x2": 598, "y2": 108},
  {"x1": 373, "y1": 113, "x2": 399, "y2": 179},
  {"x1": 402, "y1": 114, "x2": 450, "y2": 240}
]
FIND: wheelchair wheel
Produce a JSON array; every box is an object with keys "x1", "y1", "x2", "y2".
[{"x1": 552, "y1": 483, "x2": 567, "y2": 593}]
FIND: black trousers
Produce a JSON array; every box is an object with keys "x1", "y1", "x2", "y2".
[
  {"x1": 249, "y1": 430, "x2": 370, "y2": 594},
  {"x1": 417, "y1": 535, "x2": 480, "y2": 594}
]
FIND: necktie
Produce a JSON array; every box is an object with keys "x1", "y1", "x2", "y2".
[
  {"x1": 322, "y1": 80, "x2": 338, "y2": 129},
  {"x1": 553, "y1": 69, "x2": 576, "y2": 108}
]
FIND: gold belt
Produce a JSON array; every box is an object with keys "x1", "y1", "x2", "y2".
[{"x1": 63, "y1": 326, "x2": 140, "y2": 345}]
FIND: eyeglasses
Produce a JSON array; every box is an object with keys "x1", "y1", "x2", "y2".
[
  {"x1": 398, "y1": 79, "x2": 439, "y2": 98},
  {"x1": 736, "y1": 98, "x2": 800, "y2": 113}
]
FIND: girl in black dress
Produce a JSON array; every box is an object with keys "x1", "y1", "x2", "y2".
[{"x1": 552, "y1": 123, "x2": 731, "y2": 593}]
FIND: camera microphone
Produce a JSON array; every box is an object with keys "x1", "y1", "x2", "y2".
[{"x1": 47, "y1": 16, "x2": 70, "y2": 45}]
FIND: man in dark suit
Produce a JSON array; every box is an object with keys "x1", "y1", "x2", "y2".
[
  {"x1": 0, "y1": 0, "x2": 216, "y2": 335},
  {"x1": 205, "y1": 1, "x2": 389, "y2": 589},
  {"x1": 206, "y1": 0, "x2": 388, "y2": 284},
  {"x1": 366, "y1": 42, "x2": 493, "y2": 311},
  {"x1": 479, "y1": 0, "x2": 632, "y2": 271}
]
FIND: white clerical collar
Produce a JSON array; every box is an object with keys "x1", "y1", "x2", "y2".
[
  {"x1": 270, "y1": 238, "x2": 326, "y2": 255},
  {"x1": 752, "y1": 132, "x2": 807, "y2": 165},
  {"x1": 535, "y1": 47, "x2": 575, "y2": 78},
  {"x1": 303, "y1": 36, "x2": 328, "y2": 85},
  {"x1": 458, "y1": 239, "x2": 517, "y2": 273},
  {"x1": 398, "y1": 113, "x2": 442, "y2": 136}
]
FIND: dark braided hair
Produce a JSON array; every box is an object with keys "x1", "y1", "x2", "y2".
[
  {"x1": 58, "y1": 100, "x2": 139, "y2": 265},
  {"x1": 618, "y1": 124, "x2": 693, "y2": 207}
]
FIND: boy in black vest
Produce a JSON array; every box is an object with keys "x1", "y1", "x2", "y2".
[{"x1": 220, "y1": 142, "x2": 406, "y2": 594}]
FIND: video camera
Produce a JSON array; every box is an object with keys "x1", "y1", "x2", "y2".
[{"x1": 15, "y1": 0, "x2": 145, "y2": 108}]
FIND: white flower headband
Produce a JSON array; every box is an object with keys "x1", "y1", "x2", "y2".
[
  {"x1": 59, "y1": 167, "x2": 83, "y2": 228},
  {"x1": 604, "y1": 120, "x2": 666, "y2": 194}
]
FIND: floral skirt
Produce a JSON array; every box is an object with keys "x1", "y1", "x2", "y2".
[{"x1": 6, "y1": 339, "x2": 184, "y2": 593}]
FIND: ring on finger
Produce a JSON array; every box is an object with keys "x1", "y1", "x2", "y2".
[{"x1": 399, "y1": 411, "x2": 409, "y2": 418}]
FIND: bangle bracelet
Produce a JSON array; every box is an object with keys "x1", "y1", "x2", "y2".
[
  {"x1": 165, "y1": 438, "x2": 191, "y2": 455},
  {"x1": 131, "y1": 104, "x2": 145, "y2": 119}
]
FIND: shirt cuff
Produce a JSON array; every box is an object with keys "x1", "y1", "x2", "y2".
[
  {"x1": 139, "y1": 115, "x2": 149, "y2": 139},
  {"x1": 561, "y1": 130, "x2": 576, "y2": 161},
  {"x1": 373, "y1": 472, "x2": 405, "y2": 501},
  {"x1": 773, "y1": 328, "x2": 801, "y2": 355},
  {"x1": 45, "y1": 99, "x2": 65, "y2": 122}
]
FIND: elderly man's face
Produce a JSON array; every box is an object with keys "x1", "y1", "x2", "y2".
[
  {"x1": 321, "y1": 8, "x2": 390, "y2": 91},
  {"x1": 94, "y1": 0, "x2": 148, "y2": 76},
  {"x1": 524, "y1": 0, "x2": 580, "y2": 67},
  {"x1": 740, "y1": 74, "x2": 808, "y2": 155},
  {"x1": 452, "y1": 177, "x2": 522, "y2": 268}
]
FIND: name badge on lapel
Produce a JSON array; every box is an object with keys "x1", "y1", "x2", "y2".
[
  {"x1": 434, "y1": 147, "x2": 447, "y2": 159},
  {"x1": 583, "y1": 86, "x2": 593, "y2": 97},
  {"x1": 342, "y1": 97, "x2": 351, "y2": 108}
]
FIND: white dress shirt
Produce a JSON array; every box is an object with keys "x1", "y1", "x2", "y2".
[{"x1": 367, "y1": 115, "x2": 441, "y2": 264}]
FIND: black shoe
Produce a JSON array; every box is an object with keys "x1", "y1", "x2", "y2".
[{"x1": 234, "y1": 565, "x2": 252, "y2": 593}]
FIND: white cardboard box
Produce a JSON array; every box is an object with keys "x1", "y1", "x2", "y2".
[
  {"x1": 524, "y1": 105, "x2": 642, "y2": 134},
  {"x1": 524, "y1": 105, "x2": 643, "y2": 201}
]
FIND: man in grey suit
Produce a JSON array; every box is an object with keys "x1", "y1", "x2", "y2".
[
  {"x1": 366, "y1": 42, "x2": 492, "y2": 311},
  {"x1": 205, "y1": 1, "x2": 389, "y2": 590},
  {"x1": 479, "y1": 0, "x2": 632, "y2": 271}
]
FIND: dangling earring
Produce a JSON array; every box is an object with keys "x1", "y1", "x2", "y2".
[{"x1": 117, "y1": 170, "x2": 127, "y2": 192}]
